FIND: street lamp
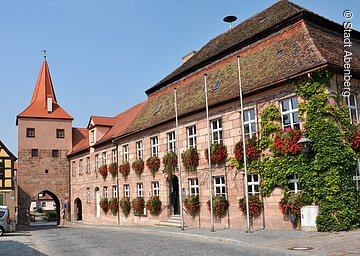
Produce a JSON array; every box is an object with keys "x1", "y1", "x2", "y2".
[{"x1": 297, "y1": 136, "x2": 312, "y2": 154}]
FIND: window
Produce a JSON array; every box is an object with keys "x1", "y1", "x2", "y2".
[
  {"x1": 26, "y1": 128, "x2": 35, "y2": 138},
  {"x1": 214, "y1": 176, "x2": 226, "y2": 196},
  {"x1": 151, "y1": 137, "x2": 159, "y2": 157},
  {"x1": 86, "y1": 188, "x2": 91, "y2": 202},
  {"x1": 56, "y1": 129, "x2": 65, "y2": 138},
  {"x1": 187, "y1": 126, "x2": 197, "y2": 148},
  {"x1": 124, "y1": 184, "x2": 130, "y2": 198},
  {"x1": 112, "y1": 185, "x2": 118, "y2": 198},
  {"x1": 31, "y1": 149, "x2": 38, "y2": 157},
  {"x1": 52, "y1": 149, "x2": 59, "y2": 157},
  {"x1": 123, "y1": 144, "x2": 129, "y2": 162},
  {"x1": 168, "y1": 132, "x2": 176, "y2": 152},
  {"x1": 152, "y1": 182, "x2": 159, "y2": 196},
  {"x1": 346, "y1": 94, "x2": 359, "y2": 123},
  {"x1": 102, "y1": 152, "x2": 108, "y2": 165},
  {"x1": 211, "y1": 119, "x2": 223, "y2": 144},
  {"x1": 243, "y1": 109, "x2": 256, "y2": 138},
  {"x1": 112, "y1": 149, "x2": 117, "y2": 163},
  {"x1": 137, "y1": 183, "x2": 144, "y2": 197},
  {"x1": 280, "y1": 97, "x2": 300, "y2": 129},
  {"x1": 72, "y1": 161, "x2": 76, "y2": 176},
  {"x1": 41, "y1": 201, "x2": 46, "y2": 208},
  {"x1": 90, "y1": 130, "x2": 95, "y2": 143},
  {"x1": 103, "y1": 186, "x2": 108, "y2": 198},
  {"x1": 136, "y1": 141, "x2": 143, "y2": 160},
  {"x1": 95, "y1": 154, "x2": 99, "y2": 171},
  {"x1": 79, "y1": 159, "x2": 83, "y2": 175},
  {"x1": 189, "y1": 178, "x2": 199, "y2": 196},
  {"x1": 86, "y1": 157, "x2": 90, "y2": 173},
  {"x1": 289, "y1": 174, "x2": 302, "y2": 193},
  {"x1": 247, "y1": 174, "x2": 260, "y2": 195}
]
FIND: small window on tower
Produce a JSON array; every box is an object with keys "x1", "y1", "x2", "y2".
[
  {"x1": 56, "y1": 129, "x2": 65, "y2": 139},
  {"x1": 31, "y1": 149, "x2": 38, "y2": 157},
  {"x1": 52, "y1": 150, "x2": 59, "y2": 157},
  {"x1": 26, "y1": 128, "x2": 35, "y2": 138}
]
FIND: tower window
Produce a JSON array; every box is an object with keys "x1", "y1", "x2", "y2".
[
  {"x1": 26, "y1": 128, "x2": 35, "y2": 138},
  {"x1": 31, "y1": 149, "x2": 38, "y2": 157},
  {"x1": 56, "y1": 129, "x2": 65, "y2": 138}
]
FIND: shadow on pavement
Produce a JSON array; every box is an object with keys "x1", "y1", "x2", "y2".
[{"x1": 0, "y1": 240, "x2": 47, "y2": 256}]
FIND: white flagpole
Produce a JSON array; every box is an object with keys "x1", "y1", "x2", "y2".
[
  {"x1": 237, "y1": 56, "x2": 251, "y2": 233},
  {"x1": 204, "y1": 74, "x2": 215, "y2": 232},
  {"x1": 174, "y1": 88, "x2": 185, "y2": 231}
]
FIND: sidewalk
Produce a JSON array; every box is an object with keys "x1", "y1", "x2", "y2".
[{"x1": 68, "y1": 222, "x2": 360, "y2": 255}]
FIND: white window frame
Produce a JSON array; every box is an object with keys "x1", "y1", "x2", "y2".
[
  {"x1": 189, "y1": 178, "x2": 199, "y2": 196},
  {"x1": 243, "y1": 108, "x2": 256, "y2": 138},
  {"x1": 112, "y1": 185, "x2": 118, "y2": 198},
  {"x1": 211, "y1": 119, "x2": 223, "y2": 144},
  {"x1": 124, "y1": 184, "x2": 130, "y2": 198},
  {"x1": 247, "y1": 174, "x2": 260, "y2": 195},
  {"x1": 123, "y1": 144, "x2": 129, "y2": 162},
  {"x1": 168, "y1": 131, "x2": 176, "y2": 152},
  {"x1": 102, "y1": 152, "x2": 108, "y2": 165},
  {"x1": 346, "y1": 94, "x2": 359, "y2": 123},
  {"x1": 95, "y1": 154, "x2": 99, "y2": 171},
  {"x1": 137, "y1": 183, "x2": 144, "y2": 197},
  {"x1": 79, "y1": 159, "x2": 83, "y2": 175},
  {"x1": 280, "y1": 97, "x2": 300, "y2": 129},
  {"x1": 187, "y1": 126, "x2": 197, "y2": 148},
  {"x1": 112, "y1": 149, "x2": 117, "y2": 163},
  {"x1": 214, "y1": 176, "x2": 226, "y2": 196},
  {"x1": 86, "y1": 157, "x2": 90, "y2": 173},
  {"x1": 103, "y1": 186, "x2": 108, "y2": 198},
  {"x1": 90, "y1": 130, "x2": 95, "y2": 143},
  {"x1": 72, "y1": 161, "x2": 76, "y2": 176},
  {"x1": 289, "y1": 174, "x2": 302, "y2": 193},
  {"x1": 86, "y1": 188, "x2": 91, "y2": 203},
  {"x1": 136, "y1": 141, "x2": 143, "y2": 160},
  {"x1": 152, "y1": 181, "x2": 160, "y2": 196},
  {"x1": 151, "y1": 136, "x2": 159, "y2": 157}
]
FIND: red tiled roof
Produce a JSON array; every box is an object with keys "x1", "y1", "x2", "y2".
[
  {"x1": 94, "y1": 102, "x2": 145, "y2": 146},
  {"x1": 87, "y1": 116, "x2": 115, "y2": 129},
  {"x1": 71, "y1": 128, "x2": 89, "y2": 154},
  {"x1": 17, "y1": 59, "x2": 73, "y2": 122}
]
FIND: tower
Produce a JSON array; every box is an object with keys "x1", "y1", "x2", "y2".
[{"x1": 16, "y1": 56, "x2": 73, "y2": 226}]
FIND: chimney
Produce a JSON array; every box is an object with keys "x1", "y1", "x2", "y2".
[
  {"x1": 47, "y1": 97, "x2": 53, "y2": 113},
  {"x1": 182, "y1": 51, "x2": 197, "y2": 64}
]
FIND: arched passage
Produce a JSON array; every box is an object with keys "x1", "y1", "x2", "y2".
[
  {"x1": 74, "y1": 198, "x2": 82, "y2": 221},
  {"x1": 30, "y1": 190, "x2": 61, "y2": 226}
]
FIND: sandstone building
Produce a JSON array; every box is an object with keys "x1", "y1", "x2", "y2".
[{"x1": 18, "y1": 1, "x2": 360, "y2": 229}]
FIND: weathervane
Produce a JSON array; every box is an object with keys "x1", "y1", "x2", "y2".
[
  {"x1": 42, "y1": 49, "x2": 47, "y2": 59},
  {"x1": 223, "y1": 15, "x2": 237, "y2": 29}
]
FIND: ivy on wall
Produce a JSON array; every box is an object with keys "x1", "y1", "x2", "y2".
[{"x1": 245, "y1": 70, "x2": 359, "y2": 231}]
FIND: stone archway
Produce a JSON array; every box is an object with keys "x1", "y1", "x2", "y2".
[
  {"x1": 29, "y1": 190, "x2": 61, "y2": 226},
  {"x1": 74, "y1": 198, "x2": 82, "y2": 221}
]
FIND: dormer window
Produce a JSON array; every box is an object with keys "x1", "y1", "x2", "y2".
[
  {"x1": 90, "y1": 130, "x2": 95, "y2": 143},
  {"x1": 47, "y1": 97, "x2": 53, "y2": 113}
]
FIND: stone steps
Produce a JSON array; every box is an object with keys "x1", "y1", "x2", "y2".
[{"x1": 157, "y1": 215, "x2": 185, "y2": 228}]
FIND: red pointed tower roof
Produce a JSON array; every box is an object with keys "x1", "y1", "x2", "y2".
[{"x1": 17, "y1": 57, "x2": 73, "y2": 123}]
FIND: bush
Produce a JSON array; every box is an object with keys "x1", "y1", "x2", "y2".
[
  {"x1": 205, "y1": 144, "x2": 227, "y2": 165},
  {"x1": 119, "y1": 162, "x2": 130, "y2": 180},
  {"x1": 184, "y1": 196, "x2": 201, "y2": 217},
  {"x1": 108, "y1": 163, "x2": 118, "y2": 179},
  {"x1": 119, "y1": 198, "x2": 131, "y2": 217},
  {"x1": 109, "y1": 198, "x2": 119, "y2": 216},
  {"x1": 100, "y1": 198, "x2": 109, "y2": 214},
  {"x1": 234, "y1": 138, "x2": 260, "y2": 164},
  {"x1": 163, "y1": 152, "x2": 178, "y2": 177},
  {"x1": 146, "y1": 156, "x2": 160, "y2": 178},
  {"x1": 99, "y1": 165, "x2": 108, "y2": 180},
  {"x1": 181, "y1": 148, "x2": 200, "y2": 173},
  {"x1": 132, "y1": 159, "x2": 144, "y2": 177},
  {"x1": 238, "y1": 194, "x2": 263, "y2": 219},
  {"x1": 207, "y1": 196, "x2": 229, "y2": 219},
  {"x1": 146, "y1": 196, "x2": 162, "y2": 216},
  {"x1": 132, "y1": 197, "x2": 145, "y2": 215}
]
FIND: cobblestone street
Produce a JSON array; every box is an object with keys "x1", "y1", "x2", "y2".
[{"x1": 1, "y1": 224, "x2": 359, "y2": 255}]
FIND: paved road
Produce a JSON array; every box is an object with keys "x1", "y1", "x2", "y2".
[{"x1": 1, "y1": 224, "x2": 359, "y2": 255}]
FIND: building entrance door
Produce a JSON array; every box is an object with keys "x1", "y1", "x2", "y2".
[
  {"x1": 171, "y1": 175, "x2": 180, "y2": 215},
  {"x1": 95, "y1": 189, "x2": 100, "y2": 218}
]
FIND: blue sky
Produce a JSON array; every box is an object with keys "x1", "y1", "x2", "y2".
[{"x1": 0, "y1": 0, "x2": 359, "y2": 154}]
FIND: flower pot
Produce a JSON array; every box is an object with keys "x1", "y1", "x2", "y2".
[{"x1": 289, "y1": 213, "x2": 298, "y2": 229}]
